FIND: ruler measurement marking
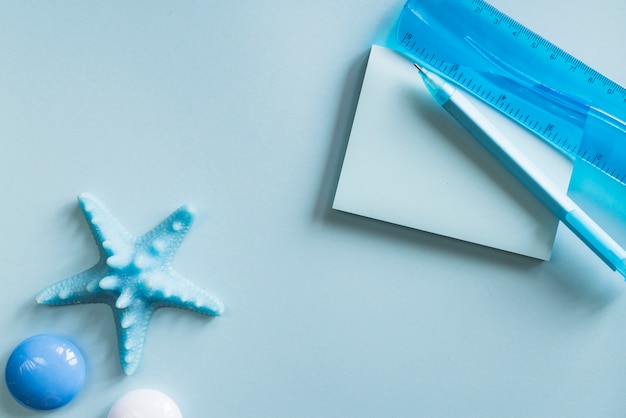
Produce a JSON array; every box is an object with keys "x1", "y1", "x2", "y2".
[
  {"x1": 488, "y1": 1, "x2": 625, "y2": 99},
  {"x1": 399, "y1": 1, "x2": 626, "y2": 186}
]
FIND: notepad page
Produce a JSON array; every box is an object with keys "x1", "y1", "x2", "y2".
[{"x1": 333, "y1": 45, "x2": 573, "y2": 260}]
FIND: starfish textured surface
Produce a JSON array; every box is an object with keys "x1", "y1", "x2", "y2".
[{"x1": 36, "y1": 193, "x2": 224, "y2": 375}]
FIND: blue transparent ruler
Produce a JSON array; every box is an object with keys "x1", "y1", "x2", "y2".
[{"x1": 391, "y1": 0, "x2": 626, "y2": 189}]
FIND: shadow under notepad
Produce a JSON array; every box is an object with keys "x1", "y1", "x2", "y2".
[{"x1": 314, "y1": 51, "x2": 369, "y2": 222}]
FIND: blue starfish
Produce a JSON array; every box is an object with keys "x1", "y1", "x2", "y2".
[{"x1": 36, "y1": 193, "x2": 224, "y2": 375}]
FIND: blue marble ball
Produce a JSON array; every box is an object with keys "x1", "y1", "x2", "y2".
[{"x1": 5, "y1": 334, "x2": 86, "y2": 410}]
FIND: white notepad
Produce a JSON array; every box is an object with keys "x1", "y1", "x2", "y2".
[{"x1": 333, "y1": 45, "x2": 573, "y2": 260}]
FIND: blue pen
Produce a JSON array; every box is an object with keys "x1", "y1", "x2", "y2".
[{"x1": 414, "y1": 64, "x2": 626, "y2": 278}]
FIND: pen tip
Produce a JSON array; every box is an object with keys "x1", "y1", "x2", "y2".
[{"x1": 414, "y1": 63, "x2": 423, "y2": 72}]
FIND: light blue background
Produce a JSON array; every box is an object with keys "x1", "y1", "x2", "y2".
[{"x1": 1, "y1": 1, "x2": 626, "y2": 417}]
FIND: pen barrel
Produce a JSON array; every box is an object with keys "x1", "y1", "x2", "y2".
[
  {"x1": 563, "y1": 209, "x2": 626, "y2": 275},
  {"x1": 442, "y1": 93, "x2": 572, "y2": 217},
  {"x1": 442, "y1": 91, "x2": 626, "y2": 277}
]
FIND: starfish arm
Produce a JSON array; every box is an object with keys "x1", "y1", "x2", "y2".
[
  {"x1": 37, "y1": 194, "x2": 223, "y2": 376},
  {"x1": 78, "y1": 193, "x2": 135, "y2": 263},
  {"x1": 148, "y1": 269, "x2": 224, "y2": 316},
  {"x1": 112, "y1": 300, "x2": 154, "y2": 376},
  {"x1": 137, "y1": 204, "x2": 196, "y2": 266},
  {"x1": 36, "y1": 263, "x2": 111, "y2": 305}
]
